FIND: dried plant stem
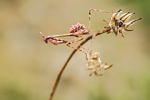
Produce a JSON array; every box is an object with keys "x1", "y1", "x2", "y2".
[{"x1": 49, "y1": 27, "x2": 111, "y2": 100}]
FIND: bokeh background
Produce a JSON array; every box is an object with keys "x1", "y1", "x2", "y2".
[{"x1": 0, "y1": 0, "x2": 150, "y2": 100}]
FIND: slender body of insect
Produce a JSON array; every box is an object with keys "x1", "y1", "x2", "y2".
[
  {"x1": 40, "y1": 32, "x2": 68, "y2": 45},
  {"x1": 40, "y1": 22, "x2": 89, "y2": 45}
]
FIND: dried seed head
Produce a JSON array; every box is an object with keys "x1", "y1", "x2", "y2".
[{"x1": 108, "y1": 9, "x2": 143, "y2": 37}]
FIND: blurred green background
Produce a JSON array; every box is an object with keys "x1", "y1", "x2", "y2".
[{"x1": 0, "y1": 0, "x2": 150, "y2": 100}]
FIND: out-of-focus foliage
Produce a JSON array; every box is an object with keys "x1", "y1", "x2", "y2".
[
  {"x1": 117, "y1": 0, "x2": 150, "y2": 25},
  {"x1": 117, "y1": 0, "x2": 150, "y2": 49}
]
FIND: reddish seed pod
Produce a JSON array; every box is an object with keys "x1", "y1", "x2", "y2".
[{"x1": 70, "y1": 22, "x2": 86, "y2": 33}]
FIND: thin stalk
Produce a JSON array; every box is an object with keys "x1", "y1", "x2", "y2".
[{"x1": 49, "y1": 27, "x2": 111, "y2": 100}]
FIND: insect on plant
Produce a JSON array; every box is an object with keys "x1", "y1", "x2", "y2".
[
  {"x1": 40, "y1": 22, "x2": 89, "y2": 45},
  {"x1": 40, "y1": 8, "x2": 142, "y2": 100},
  {"x1": 40, "y1": 8, "x2": 142, "y2": 76},
  {"x1": 41, "y1": 9, "x2": 142, "y2": 47},
  {"x1": 41, "y1": 23, "x2": 113, "y2": 76}
]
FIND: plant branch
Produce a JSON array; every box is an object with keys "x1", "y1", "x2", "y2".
[{"x1": 49, "y1": 27, "x2": 111, "y2": 100}]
